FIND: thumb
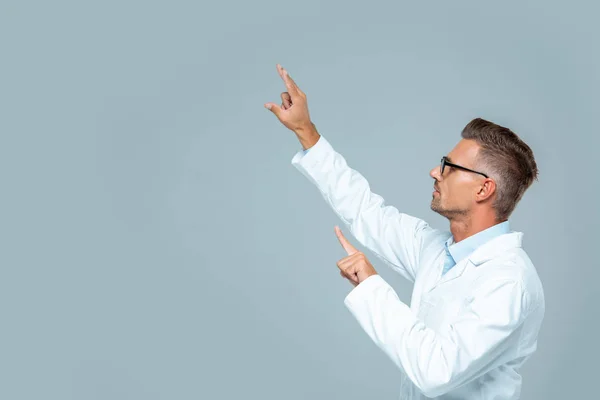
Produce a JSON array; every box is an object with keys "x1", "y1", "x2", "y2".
[{"x1": 264, "y1": 102, "x2": 283, "y2": 118}]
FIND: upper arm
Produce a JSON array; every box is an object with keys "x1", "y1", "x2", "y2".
[
  {"x1": 291, "y1": 135, "x2": 440, "y2": 283},
  {"x1": 347, "y1": 200, "x2": 438, "y2": 283}
]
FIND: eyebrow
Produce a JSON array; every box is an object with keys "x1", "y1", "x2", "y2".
[{"x1": 445, "y1": 156, "x2": 454, "y2": 163}]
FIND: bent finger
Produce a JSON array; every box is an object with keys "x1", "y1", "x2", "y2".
[{"x1": 280, "y1": 92, "x2": 292, "y2": 109}]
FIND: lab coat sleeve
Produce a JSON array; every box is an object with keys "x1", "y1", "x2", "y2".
[
  {"x1": 344, "y1": 274, "x2": 526, "y2": 398},
  {"x1": 291, "y1": 135, "x2": 434, "y2": 283}
]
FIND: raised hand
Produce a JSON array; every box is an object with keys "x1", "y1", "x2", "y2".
[{"x1": 265, "y1": 64, "x2": 320, "y2": 150}]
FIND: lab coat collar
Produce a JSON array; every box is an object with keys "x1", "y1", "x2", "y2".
[
  {"x1": 445, "y1": 221, "x2": 511, "y2": 266},
  {"x1": 468, "y1": 231, "x2": 524, "y2": 266}
]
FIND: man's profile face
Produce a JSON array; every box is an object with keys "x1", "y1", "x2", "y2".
[{"x1": 429, "y1": 139, "x2": 485, "y2": 219}]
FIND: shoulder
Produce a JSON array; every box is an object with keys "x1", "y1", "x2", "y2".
[{"x1": 475, "y1": 246, "x2": 545, "y2": 318}]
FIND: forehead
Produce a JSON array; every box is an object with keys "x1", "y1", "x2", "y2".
[{"x1": 447, "y1": 139, "x2": 481, "y2": 166}]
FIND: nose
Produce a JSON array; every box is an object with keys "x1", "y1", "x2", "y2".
[{"x1": 430, "y1": 165, "x2": 441, "y2": 180}]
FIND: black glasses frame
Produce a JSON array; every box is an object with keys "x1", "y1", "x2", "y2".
[{"x1": 440, "y1": 156, "x2": 489, "y2": 178}]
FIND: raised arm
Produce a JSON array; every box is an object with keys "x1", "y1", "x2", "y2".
[
  {"x1": 265, "y1": 64, "x2": 438, "y2": 282},
  {"x1": 291, "y1": 135, "x2": 435, "y2": 282}
]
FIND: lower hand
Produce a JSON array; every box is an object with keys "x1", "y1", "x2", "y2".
[{"x1": 334, "y1": 226, "x2": 378, "y2": 287}]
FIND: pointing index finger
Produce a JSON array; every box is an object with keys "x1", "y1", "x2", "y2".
[
  {"x1": 277, "y1": 64, "x2": 301, "y2": 97},
  {"x1": 335, "y1": 226, "x2": 358, "y2": 255}
]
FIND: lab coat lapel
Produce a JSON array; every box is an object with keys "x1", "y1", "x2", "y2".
[{"x1": 430, "y1": 256, "x2": 469, "y2": 290}]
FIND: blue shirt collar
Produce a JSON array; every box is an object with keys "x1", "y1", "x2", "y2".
[{"x1": 444, "y1": 220, "x2": 511, "y2": 265}]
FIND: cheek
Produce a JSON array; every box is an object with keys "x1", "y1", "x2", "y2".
[
  {"x1": 452, "y1": 182, "x2": 476, "y2": 203},
  {"x1": 444, "y1": 180, "x2": 470, "y2": 203}
]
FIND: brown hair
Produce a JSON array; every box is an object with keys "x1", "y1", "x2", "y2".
[{"x1": 461, "y1": 118, "x2": 539, "y2": 221}]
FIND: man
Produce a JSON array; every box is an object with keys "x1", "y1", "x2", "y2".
[{"x1": 264, "y1": 64, "x2": 545, "y2": 399}]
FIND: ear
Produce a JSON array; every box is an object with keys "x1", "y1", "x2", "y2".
[{"x1": 475, "y1": 178, "x2": 496, "y2": 202}]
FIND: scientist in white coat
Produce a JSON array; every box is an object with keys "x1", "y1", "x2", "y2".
[{"x1": 264, "y1": 64, "x2": 545, "y2": 400}]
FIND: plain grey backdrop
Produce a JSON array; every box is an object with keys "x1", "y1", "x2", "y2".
[{"x1": 1, "y1": 1, "x2": 598, "y2": 399}]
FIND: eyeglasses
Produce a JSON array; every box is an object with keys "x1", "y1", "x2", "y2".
[{"x1": 440, "y1": 156, "x2": 489, "y2": 178}]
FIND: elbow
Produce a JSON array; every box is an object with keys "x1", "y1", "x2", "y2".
[
  {"x1": 418, "y1": 376, "x2": 454, "y2": 398},
  {"x1": 421, "y1": 384, "x2": 450, "y2": 399},
  {"x1": 412, "y1": 349, "x2": 463, "y2": 397}
]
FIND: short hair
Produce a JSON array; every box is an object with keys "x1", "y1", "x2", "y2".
[{"x1": 461, "y1": 118, "x2": 539, "y2": 221}]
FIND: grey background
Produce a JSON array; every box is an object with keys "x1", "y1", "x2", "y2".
[{"x1": 1, "y1": 1, "x2": 597, "y2": 399}]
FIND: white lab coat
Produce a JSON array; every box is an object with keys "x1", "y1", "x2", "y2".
[{"x1": 291, "y1": 135, "x2": 545, "y2": 399}]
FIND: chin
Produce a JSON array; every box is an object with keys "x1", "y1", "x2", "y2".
[{"x1": 430, "y1": 200, "x2": 449, "y2": 217}]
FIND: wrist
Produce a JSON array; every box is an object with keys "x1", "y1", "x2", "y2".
[{"x1": 295, "y1": 123, "x2": 320, "y2": 150}]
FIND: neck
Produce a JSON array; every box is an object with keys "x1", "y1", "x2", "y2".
[{"x1": 449, "y1": 210, "x2": 505, "y2": 243}]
